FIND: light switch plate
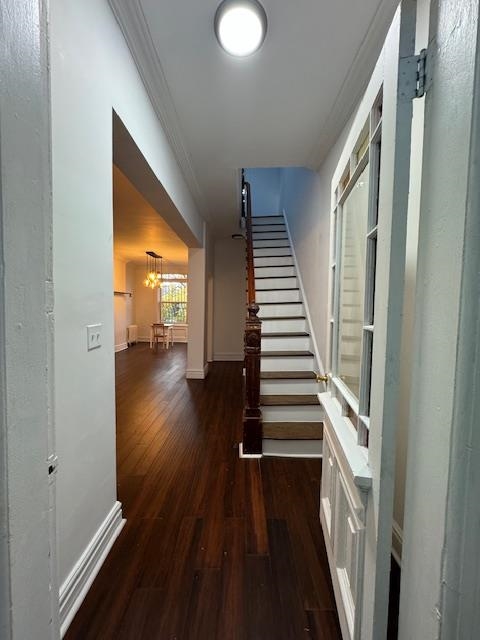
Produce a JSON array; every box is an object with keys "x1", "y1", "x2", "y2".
[{"x1": 87, "y1": 323, "x2": 102, "y2": 351}]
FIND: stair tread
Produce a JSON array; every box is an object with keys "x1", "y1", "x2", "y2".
[
  {"x1": 261, "y1": 350, "x2": 313, "y2": 357},
  {"x1": 255, "y1": 288, "x2": 299, "y2": 292},
  {"x1": 260, "y1": 316, "x2": 306, "y2": 320},
  {"x1": 254, "y1": 254, "x2": 292, "y2": 258},
  {"x1": 252, "y1": 222, "x2": 285, "y2": 226},
  {"x1": 263, "y1": 421, "x2": 323, "y2": 426},
  {"x1": 255, "y1": 275, "x2": 296, "y2": 280},
  {"x1": 261, "y1": 394, "x2": 320, "y2": 406},
  {"x1": 263, "y1": 422, "x2": 323, "y2": 440},
  {"x1": 259, "y1": 301, "x2": 302, "y2": 305},
  {"x1": 262, "y1": 332, "x2": 309, "y2": 337},
  {"x1": 261, "y1": 371, "x2": 316, "y2": 379}
]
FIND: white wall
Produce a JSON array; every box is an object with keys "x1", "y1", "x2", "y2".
[
  {"x1": 279, "y1": 125, "x2": 351, "y2": 370},
  {"x1": 245, "y1": 167, "x2": 283, "y2": 216},
  {"x1": 113, "y1": 259, "x2": 133, "y2": 351},
  {"x1": 187, "y1": 239, "x2": 208, "y2": 378},
  {"x1": 132, "y1": 266, "x2": 158, "y2": 341},
  {"x1": 213, "y1": 238, "x2": 245, "y2": 361},
  {"x1": 50, "y1": 0, "x2": 204, "y2": 606}
]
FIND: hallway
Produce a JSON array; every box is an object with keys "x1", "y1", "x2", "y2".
[{"x1": 65, "y1": 344, "x2": 341, "y2": 639}]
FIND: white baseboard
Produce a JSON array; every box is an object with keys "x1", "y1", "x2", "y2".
[
  {"x1": 239, "y1": 442, "x2": 262, "y2": 458},
  {"x1": 392, "y1": 519, "x2": 403, "y2": 566},
  {"x1": 186, "y1": 362, "x2": 209, "y2": 379},
  {"x1": 115, "y1": 342, "x2": 128, "y2": 353},
  {"x1": 59, "y1": 501, "x2": 125, "y2": 637},
  {"x1": 213, "y1": 352, "x2": 244, "y2": 361}
]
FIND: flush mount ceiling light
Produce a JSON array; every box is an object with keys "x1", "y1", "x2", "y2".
[{"x1": 214, "y1": 0, "x2": 267, "y2": 57}]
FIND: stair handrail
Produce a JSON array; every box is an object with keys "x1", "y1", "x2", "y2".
[{"x1": 242, "y1": 173, "x2": 262, "y2": 455}]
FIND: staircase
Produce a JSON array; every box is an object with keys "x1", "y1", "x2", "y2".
[{"x1": 252, "y1": 214, "x2": 324, "y2": 457}]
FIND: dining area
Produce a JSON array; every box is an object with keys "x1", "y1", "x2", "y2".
[{"x1": 150, "y1": 322, "x2": 175, "y2": 351}]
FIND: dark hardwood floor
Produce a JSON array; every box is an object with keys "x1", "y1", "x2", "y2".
[{"x1": 65, "y1": 343, "x2": 341, "y2": 639}]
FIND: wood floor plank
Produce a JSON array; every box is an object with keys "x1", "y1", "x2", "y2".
[
  {"x1": 305, "y1": 609, "x2": 343, "y2": 640},
  {"x1": 184, "y1": 568, "x2": 222, "y2": 640},
  {"x1": 65, "y1": 344, "x2": 340, "y2": 640},
  {"x1": 268, "y1": 518, "x2": 311, "y2": 640},
  {"x1": 245, "y1": 460, "x2": 269, "y2": 555},
  {"x1": 218, "y1": 517, "x2": 246, "y2": 640},
  {"x1": 245, "y1": 556, "x2": 275, "y2": 640}
]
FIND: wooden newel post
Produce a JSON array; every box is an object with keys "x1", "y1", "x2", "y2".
[{"x1": 243, "y1": 302, "x2": 262, "y2": 454}]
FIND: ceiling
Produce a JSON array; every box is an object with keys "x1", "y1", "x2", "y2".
[
  {"x1": 113, "y1": 165, "x2": 188, "y2": 270},
  {"x1": 110, "y1": 0, "x2": 399, "y2": 236}
]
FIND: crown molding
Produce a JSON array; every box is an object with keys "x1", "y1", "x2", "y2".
[
  {"x1": 108, "y1": 0, "x2": 209, "y2": 221},
  {"x1": 307, "y1": 0, "x2": 398, "y2": 170}
]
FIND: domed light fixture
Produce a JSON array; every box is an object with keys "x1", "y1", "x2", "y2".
[{"x1": 214, "y1": 0, "x2": 267, "y2": 57}]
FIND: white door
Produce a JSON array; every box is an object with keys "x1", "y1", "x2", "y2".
[{"x1": 320, "y1": 1, "x2": 419, "y2": 638}]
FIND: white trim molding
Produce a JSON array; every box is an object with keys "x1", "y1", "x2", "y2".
[
  {"x1": 115, "y1": 342, "x2": 128, "y2": 353},
  {"x1": 59, "y1": 501, "x2": 125, "y2": 637},
  {"x1": 213, "y1": 352, "x2": 243, "y2": 361},
  {"x1": 186, "y1": 363, "x2": 209, "y2": 379}
]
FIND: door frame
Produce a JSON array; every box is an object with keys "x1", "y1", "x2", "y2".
[
  {"x1": 399, "y1": 0, "x2": 480, "y2": 637},
  {"x1": 0, "y1": 1, "x2": 59, "y2": 637}
]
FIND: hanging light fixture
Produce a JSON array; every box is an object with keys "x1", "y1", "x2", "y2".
[{"x1": 143, "y1": 251, "x2": 163, "y2": 289}]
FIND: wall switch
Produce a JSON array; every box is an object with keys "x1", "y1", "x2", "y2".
[{"x1": 87, "y1": 323, "x2": 102, "y2": 351}]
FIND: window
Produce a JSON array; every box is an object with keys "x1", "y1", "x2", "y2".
[
  {"x1": 160, "y1": 274, "x2": 187, "y2": 323},
  {"x1": 329, "y1": 90, "x2": 383, "y2": 447}
]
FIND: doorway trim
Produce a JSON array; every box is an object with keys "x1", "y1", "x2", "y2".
[{"x1": 0, "y1": 1, "x2": 59, "y2": 637}]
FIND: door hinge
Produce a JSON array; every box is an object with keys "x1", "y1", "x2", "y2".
[
  {"x1": 399, "y1": 48, "x2": 428, "y2": 101},
  {"x1": 416, "y1": 49, "x2": 427, "y2": 98},
  {"x1": 47, "y1": 455, "x2": 58, "y2": 476}
]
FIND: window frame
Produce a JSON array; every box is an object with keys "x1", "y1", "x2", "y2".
[
  {"x1": 159, "y1": 275, "x2": 188, "y2": 324},
  {"x1": 328, "y1": 89, "x2": 383, "y2": 448}
]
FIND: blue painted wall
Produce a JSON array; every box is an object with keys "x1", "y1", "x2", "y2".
[{"x1": 244, "y1": 167, "x2": 283, "y2": 216}]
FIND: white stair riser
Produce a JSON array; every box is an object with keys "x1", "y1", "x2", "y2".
[
  {"x1": 261, "y1": 318, "x2": 306, "y2": 332},
  {"x1": 258, "y1": 303, "x2": 304, "y2": 317},
  {"x1": 251, "y1": 216, "x2": 284, "y2": 225},
  {"x1": 255, "y1": 266, "x2": 296, "y2": 278},
  {"x1": 254, "y1": 256, "x2": 294, "y2": 267},
  {"x1": 262, "y1": 405, "x2": 324, "y2": 422},
  {"x1": 260, "y1": 379, "x2": 319, "y2": 394},
  {"x1": 252, "y1": 224, "x2": 286, "y2": 233},
  {"x1": 252, "y1": 232, "x2": 288, "y2": 241},
  {"x1": 261, "y1": 336, "x2": 311, "y2": 351},
  {"x1": 254, "y1": 247, "x2": 292, "y2": 257},
  {"x1": 261, "y1": 356, "x2": 314, "y2": 371},
  {"x1": 262, "y1": 439, "x2": 323, "y2": 458},
  {"x1": 253, "y1": 240, "x2": 290, "y2": 248},
  {"x1": 256, "y1": 289, "x2": 301, "y2": 303},
  {"x1": 256, "y1": 277, "x2": 298, "y2": 289}
]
